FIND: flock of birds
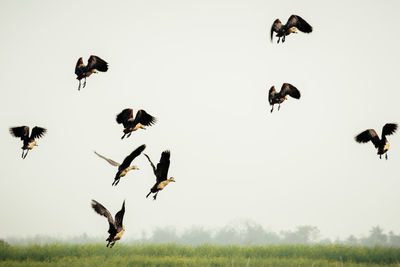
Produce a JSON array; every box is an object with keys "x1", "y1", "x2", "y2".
[{"x1": 8, "y1": 14, "x2": 398, "y2": 248}]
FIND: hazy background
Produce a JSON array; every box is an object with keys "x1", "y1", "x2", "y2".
[{"x1": 0, "y1": 0, "x2": 399, "y2": 241}]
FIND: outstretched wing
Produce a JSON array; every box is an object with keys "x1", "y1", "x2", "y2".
[
  {"x1": 133, "y1": 109, "x2": 157, "y2": 127},
  {"x1": 87, "y1": 55, "x2": 108, "y2": 72},
  {"x1": 114, "y1": 200, "x2": 125, "y2": 229},
  {"x1": 75, "y1": 57, "x2": 85, "y2": 75},
  {"x1": 355, "y1": 129, "x2": 380, "y2": 148},
  {"x1": 286, "y1": 15, "x2": 313, "y2": 33},
  {"x1": 30, "y1": 126, "x2": 47, "y2": 140},
  {"x1": 116, "y1": 108, "x2": 133, "y2": 127},
  {"x1": 119, "y1": 144, "x2": 146, "y2": 171},
  {"x1": 270, "y1": 19, "x2": 282, "y2": 42},
  {"x1": 382, "y1": 123, "x2": 398, "y2": 138},
  {"x1": 144, "y1": 153, "x2": 157, "y2": 176},
  {"x1": 94, "y1": 151, "x2": 120, "y2": 166},
  {"x1": 156, "y1": 150, "x2": 170, "y2": 183},
  {"x1": 268, "y1": 86, "x2": 277, "y2": 105},
  {"x1": 280, "y1": 83, "x2": 301, "y2": 99},
  {"x1": 9, "y1": 126, "x2": 30, "y2": 140},
  {"x1": 91, "y1": 200, "x2": 116, "y2": 235}
]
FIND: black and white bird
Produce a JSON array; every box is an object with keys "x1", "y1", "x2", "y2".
[
  {"x1": 355, "y1": 123, "x2": 398, "y2": 160},
  {"x1": 270, "y1": 15, "x2": 312, "y2": 43},
  {"x1": 9, "y1": 126, "x2": 47, "y2": 159},
  {"x1": 144, "y1": 150, "x2": 175, "y2": 200},
  {"x1": 94, "y1": 144, "x2": 146, "y2": 186},
  {"x1": 268, "y1": 83, "x2": 301, "y2": 112},
  {"x1": 75, "y1": 55, "x2": 108, "y2": 90},
  {"x1": 91, "y1": 199, "x2": 125, "y2": 248},
  {"x1": 116, "y1": 109, "x2": 157, "y2": 139}
]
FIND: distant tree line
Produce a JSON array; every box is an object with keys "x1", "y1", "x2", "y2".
[
  {"x1": 4, "y1": 224, "x2": 400, "y2": 247},
  {"x1": 137, "y1": 224, "x2": 400, "y2": 247}
]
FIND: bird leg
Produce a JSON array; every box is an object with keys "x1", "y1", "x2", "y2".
[
  {"x1": 127, "y1": 132, "x2": 132, "y2": 138},
  {"x1": 153, "y1": 192, "x2": 158, "y2": 200},
  {"x1": 270, "y1": 105, "x2": 274, "y2": 113},
  {"x1": 112, "y1": 178, "x2": 120, "y2": 186},
  {"x1": 21, "y1": 149, "x2": 25, "y2": 158},
  {"x1": 379, "y1": 154, "x2": 382, "y2": 159},
  {"x1": 78, "y1": 80, "x2": 81, "y2": 91},
  {"x1": 278, "y1": 104, "x2": 281, "y2": 111},
  {"x1": 121, "y1": 133, "x2": 126, "y2": 139},
  {"x1": 23, "y1": 150, "x2": 29, "y2": 159},
  {"x1": 277, "y1": 37, "x2": 280, "y2": 44},
  {"x1": 83, "y1": 76, "x2": 87, "y2": 88},
  {"x1": 282, "y1": 34, "x2": 286, "y2": 43},
  {"x1": 146, "y1": 191, "x2": 152, "y2": 198},
  {"x1": 385, "y1": 153, "x2": 388, "y2": 160},
  {"x1": 109, "y1": 242, "x2": 116, "y2": 248}
]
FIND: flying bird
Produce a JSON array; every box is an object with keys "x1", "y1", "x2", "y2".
[
  {"x1": 144, "y1": 150, "x2": 175, "y2": 200},
  {"x1": 94, "y1": 144, "x2": 146, "y2": 186},
  {"x1": 355, "y1": 123, "x2": 398, "y2": 160},
  {"x1": 75, "y1": 55, "x2": 108, "y2": 90},
  {"x1": 270, "y1": 15, "x2": 312, "y2": 43},
  {"x1": 116, "y1": 109, "x2": 157, "y2": 139},
  {"x1": 9, "y1": 126, "x2": 47, "y2": 159},
  {"x1": 268, "y1": 83, "x2": 301, "y2": 112},
  {"x1": 91, "y1": 199, "x2": 125, "y2": 248}
]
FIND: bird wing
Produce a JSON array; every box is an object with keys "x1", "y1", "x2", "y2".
[
  {"x1": 94, "y1": 151, "x2": 121, "y2": 166},
  {"x1": 119, "y1": 144, "x2": 146, "y2": 171},
  {"x1": 382, "y1": 123, "x2": 398, "y2": 138},
  {"x1": 116, "y1": 108, "x2": 134, "y2": 127},
  {"x1": 355, "y1": 129, "x2": 380, "y2": 148},
  {"x1": 114, "y1": 200, "x2": 125, "y2": 229},
  {"x1": 75, "y1": 57, "x2": 85, "y2": 75},
  {"x1": 268, "y1": 86, "x2": 277, "y2": 105},
  {"x1": 286, "y1": 15, "x2": 313, "y2": 33},
  {"x1": 87, "y1": 55, "x2": 108, "y2": 72},
  {"x1": 132, "y1": 109, "x2": 157, "y2": 127},
  {"x1": 91, "y1": 200, "x2": 116, "y2": 234},
  {"x1": 30, "y1": 126, "x2": 47, "y2": 140},
  {"x1": 9, "y1": 126, "x2": 30, "y2": 140},
  {"x1": 156, "y1": 150, "x2": 170, "y2": 183},
  {"x1": 270, "y1": 19, "x2": 282, "y2": 41},
  {"x1": 280, "y1": 83, "x2": 301, "y2": 99},
  {"x1": 144, "y1": 153, "x2": 157, "y2": 176}
]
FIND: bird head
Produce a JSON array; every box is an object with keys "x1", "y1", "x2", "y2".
[
  {"x1": 289, "y1": 27, "x2": 298, "y2": 34},
  {"x1": 132, "y1": 165, "x2": 139, "y2": 170},
  {"x1": 169, "y1": 177, "x2": 176, "y2": 182}
]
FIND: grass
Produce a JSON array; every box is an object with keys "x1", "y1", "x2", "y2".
[{"x1": 1, "y1": 243, "x2": 400, "y2": 266}]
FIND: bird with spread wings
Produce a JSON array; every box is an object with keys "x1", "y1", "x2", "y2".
[
  {"x1": 268, "y1": 83, "x2": 301, "y2": 113},
  {"x1": 75, "y1": 55, "x2": 108, "y2": 90},
  {"x1": 9, "y1": 126, "x2": 47, "y2": 159},
  {"x1": 116, "y1": 108, "x2": 157, "y2": 139},
  {"x1": 91, "y1": 199, "x2": 125, "y2": 248},
  {"x1": 355, "y1": 123, "x2": 398, "y2": 160},
  {"x1": 144, "y1": 150, "x2": 175, "y2": 200},
  {"x1": 94, "y1": 144, "x2": 146, "y2": 186},
  {"x1": 270, "y1": 15, "x2": 313, "y2": 43}
]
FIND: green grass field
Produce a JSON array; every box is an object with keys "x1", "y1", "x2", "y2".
[{"x1": 1, "y1": 243, "x2": 400, "y2": 266}]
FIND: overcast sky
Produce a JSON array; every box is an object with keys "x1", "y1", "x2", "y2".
[{"x1": 0, "y1": 0, "x2": 399, "y2": 240}]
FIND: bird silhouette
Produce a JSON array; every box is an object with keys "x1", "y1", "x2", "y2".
[
  {"x1": 9, "y1": 126, "x2": 47, "y2": 159},
  {"x1": 75, "y1": 55, "x2": 108, "y2": 90},
  {"x1": 94, "y1": 144, "x2": 146, "y2": 186},
  {"x1": 91, "y1": 199, "x2": 125, "y2": 248},
  {"x1": 355, "y1": 123, "x2": 398, "y2": 160}
]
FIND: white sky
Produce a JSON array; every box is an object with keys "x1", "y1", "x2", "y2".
[{"x1": 0, "y1": 0, "x2": 399, "y2": 240}]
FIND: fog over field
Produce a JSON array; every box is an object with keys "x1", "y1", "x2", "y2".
[{"x1": 0, "y1": 0, "x2": 399, "y2": 242}]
